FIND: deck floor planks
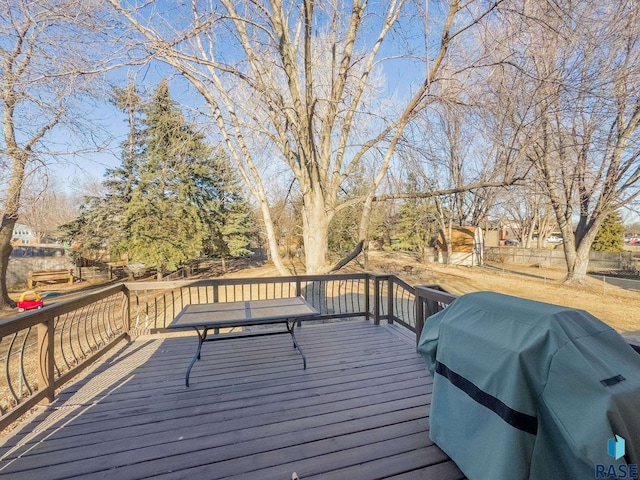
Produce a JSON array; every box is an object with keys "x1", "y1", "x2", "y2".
[
  {"x1": 5, "y1": 349, "x2": 429, "y2": 443},
  {"x1": 0, "y1": 320, "x2": 464, "y2": 480},
  {"x1": 39, "y1": 361, "x2": 431, "y2": 432},
  {"x1": 2, "y1": 377, "x2": 431, "y2": 460},
  {"x1": 0, "y1": 360, "x2": 431, "y2": 458},
  {"x1": 46, "y1": 366, "x2": 432, "y2": 427},
  {"x1": 55, "y1": 325, "x2": 415, "y2": 398},
  {"x1": 385, "y1": 459, "x2": 468, "y2": 480},
  {"x1": 1, "y1": 404, "x2": 430, "y2": 477},
  {"x1": 38, "y1": 372, "x2": 432, "y2": 436}
]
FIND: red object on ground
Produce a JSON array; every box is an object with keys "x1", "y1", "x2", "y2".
[{"x1": 17, "y1": 291, "x2": 44, "y2": 312}]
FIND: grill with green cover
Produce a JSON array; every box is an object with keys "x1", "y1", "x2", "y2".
[{"x1": 418, "y1": 291, "x2": 640, "y2": 479}]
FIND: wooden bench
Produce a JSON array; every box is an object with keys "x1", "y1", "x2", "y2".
[{"x1": 28, "y1": 269, "x2": 73, "y2": 288}]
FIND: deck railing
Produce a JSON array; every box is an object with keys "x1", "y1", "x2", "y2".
[
  {"x1": 0, "y1": 284, "x2": 129, "y2": 430},
  {"x1": 126, "y1": 273, "x2": 373, "y2": 331},
  {"x1": 0, "y1": 272, "x2": 453, "y2": 431}
]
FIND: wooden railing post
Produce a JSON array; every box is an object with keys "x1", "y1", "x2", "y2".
[
  {"x1": 122, "y1": 284, "x2": 131, "y2": 336},
  {"x1": 37, "y1": 312, "x2": 55, "y2": 405},
  {"x1": 414, "y1": 285, "x2": 458, "y2": 345},
  {"x1": 364, "y1": 274, "x2": 370, "y2": 321},
  {"x1": 295, "y1": 277, "x2": 302, "y2": 297},
  {"x1": 387, "y1": 276, "x2": 394, "y2": 325},
  {"x1": 415, "y1": 292, "x2": 425, "y2": 346},
  {"x1": 373, "y1": 276, "x2": 381, "y2": 325}
]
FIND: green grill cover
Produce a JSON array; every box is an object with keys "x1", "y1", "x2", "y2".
[{"x1": 417, "y1": 291, "x2": 640, "y2": 480}]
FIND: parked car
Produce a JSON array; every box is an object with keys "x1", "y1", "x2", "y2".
[
  {"x1": 546, "y1": 235, "x2": 563, "y2": 244},
  {"x1": 504, "y1": 239, "x2": 520, "y2": 246}
]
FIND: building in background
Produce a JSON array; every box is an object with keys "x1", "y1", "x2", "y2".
[
  {"x1": 11, "y1": 223, "x2": 37, "y2": 245},
  {"x1": 436, "y1": 226, "x2": 484, "y2": 266}
]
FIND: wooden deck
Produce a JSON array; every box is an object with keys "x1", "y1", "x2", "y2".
[{"x1": 0, "y1": 321, "x2": 464, "y2": 480}]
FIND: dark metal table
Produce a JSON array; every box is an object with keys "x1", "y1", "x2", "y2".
[{"x1": 167, "y1": 296, "x2": 319, "y2": 386}]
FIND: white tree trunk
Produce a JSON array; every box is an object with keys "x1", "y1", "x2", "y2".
[
  {"x1": 301, "y1": 190, "x2": 331, "y2": 274},
  {"x1": 259, "y1": 199, "x2": 292, "y2": 275}
]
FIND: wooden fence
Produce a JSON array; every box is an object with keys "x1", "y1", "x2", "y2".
[{"x1": 486, "y1": 247, "x2": 638, "y2": 272}]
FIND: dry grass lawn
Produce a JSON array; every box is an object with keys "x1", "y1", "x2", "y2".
[
  {"x1": 221, "y1": 251, "x2": 640, "y2": 341},
  {"x1": 3, "y1": 251, "x2": 639, "y2": 340}
]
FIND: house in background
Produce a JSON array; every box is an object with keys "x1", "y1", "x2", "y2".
[{"x1": 11, "y1": 223, "x2": 37, "y2": 245}]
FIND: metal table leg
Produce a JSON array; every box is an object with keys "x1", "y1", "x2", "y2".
[
  {"x1": 287, "y1": 320, "x2": 306, "y2": 369},
  {"x1": 185, "y1": 327, "x2": 208, "y2": 387}
]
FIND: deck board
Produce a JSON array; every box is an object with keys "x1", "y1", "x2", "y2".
[{"x1": 0, "y1": 320, "x2": 464, "y2": 480}]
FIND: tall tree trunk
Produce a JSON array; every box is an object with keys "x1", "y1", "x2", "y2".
[
  {"x1": 0, "y1": 218, "x2": 17, "y2": 308},
  {"x1": 259, "y1": 199, "x2": 291, "y2": 276},
  {"x1": 301, "y1": 191, "x2": 331, "y2": 274},
  {"x1": 562, "y1": 227, "x2": 599, "y2": 284},
  {"x1": 563, "y1": 244, "x2": 588, "y2": 283},
  {"x1": 0, "y1": 151, "x2": 28, "y2": 308}
]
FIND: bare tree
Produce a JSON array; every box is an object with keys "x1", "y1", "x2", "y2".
[
  {"x1": 495, "y1": 0, "x2": 640, "y2": 282},
  {"x1": 108, "y1": 0, "x2": 503, "y2": 274},
  {"x1": 501, "y1": 175, "x2": 556, "y2": 248},
  {"x1": 19, "y1": 178, "x2": 80, "y2": 243},
  {"x1": 375, "y1": 85, "x2": 531, "y2": 258},
  {"x1": 0, "y1": 1, "x2": 111, "y2": 307}
]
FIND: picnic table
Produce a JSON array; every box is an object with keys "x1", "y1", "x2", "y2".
[
  {"x1": 167, "y1": 296, "x2": 319, "y2": 387},
  {"x1": 28, "y1": 269, "x2": 73, "y2": 288}
]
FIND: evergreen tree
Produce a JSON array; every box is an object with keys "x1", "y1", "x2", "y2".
[
  {"x1": 106, "y1": 81, "x2": 144, "y2": 205},
  {"x1": 104, "y1": 80, "x2": 145, "y2": 259},
  {"x1": 124, "y1": 80, "x2": 210, "y2": 277},
  {"x1": 391, "y1": 174, "x2": 438, "y2": 256},
  {"x1": 64, "y1": 80, "x2": 254, "y2": 275},
  {"x1": 194, "y1": 148, "x2": 254, "y2": 270},
  {"x1": 215, "y1": 157, "x2": 254, "y2": 259},
  {"x1": 592, "y1": 212, "x2": 625, "y2": 252},
  {"x1": 62, "y1": 194, "x2": 114, "y2": 263}
]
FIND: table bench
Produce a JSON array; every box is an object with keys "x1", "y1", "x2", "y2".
[
  {"x1": 167, "y1": 296, "x2": 319, "y2": 387},
  {"x1": 28, "y1": 269, "x2": 73, "y2": 288}
]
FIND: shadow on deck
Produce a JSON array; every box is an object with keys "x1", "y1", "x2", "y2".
[{"x1": 0, "y1": 321, "x2": 464, "y2": 480}]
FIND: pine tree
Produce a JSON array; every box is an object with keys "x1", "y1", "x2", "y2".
[
  {"x1": 213, "y1": 153, "x2": 254, "y2": 258},
  {"x1": 124, "y1": 80, "x2": 209, "y2": 277},
  {"x1": 391, "y1": 174, "x2": 438, "y2": 256},
  {"x1": 193, "y1": 148, "x2": 254, "y2": 270},
  {"x1": 105, "y1": 80, "x2": 145, "y2": 259},
  {"x1": 62, "y1": 81, "x2": 144, "y2": 263},
  {"x1": 65, "y1": 80, "x2": 254, "y2": 275},
  {"x1": 592, "y1": 212, "x2": 625, "y2": 252}
]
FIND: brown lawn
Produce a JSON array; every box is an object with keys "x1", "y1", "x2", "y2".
[
  {"x1": 3, "y1": 252, "x2": 639, "y2": 341},
  {"x1": 222, "y1": 251, "x2": 640, "y2": 341}
]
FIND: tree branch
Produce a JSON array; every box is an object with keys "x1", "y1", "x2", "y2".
[{"x1": 334, "y1": 176, "x2": 527, "y2": 213}]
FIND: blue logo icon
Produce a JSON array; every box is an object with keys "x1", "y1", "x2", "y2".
[
  {"x1": 596, "y1": 436, "x2": 638, "y2": 478},
  {"x1": 608, "y1": 435, "x2": 626, "y2": 460}
]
